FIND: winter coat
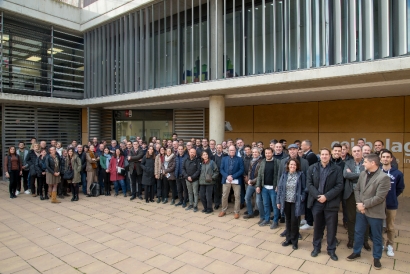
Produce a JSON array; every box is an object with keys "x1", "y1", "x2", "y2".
[
  {"x1": 306, "y1": 162, "x2": 343, "y2": 211},
  {"x1": 86, "y1": 151, "x2": 98, "y2": 172},
  {"x1": 247, "y1": 158, "x2": 263, "y2": 186},
  {"x1": 35, "y1": 156, "x2": 47, "y2": 177},
  {"x1": 154, "y1": 154, "x2": 165, "y2": 178},
  {"x1": 127, "y1": 148, "x2": 144, "y2": 175},
  {"x1": 26, "y1": 150, "x2": 40, "y2": 175},
  {"x1": 182, "y1": 156, "x2": 201, "y2": 181},
  {"x1": 175, "y1": 152, "x2": 188, "y2": 178},
  {"x1": 109, "y1": 156, "x2": 125, "y2": 182},
  {"x1": 220, "y1": 156, "x2": 244, "y2": 185},
  {"x1": 141, "y1": 155, "x2": 155, "y2": 186},
  {"x1": 255, "y1": 158, "x2": 280, "y2": 189},
  {"x1": 277, "y1": 171, "x2": 306, "y2": 217},
  {"x1": 162, "y1": 154, "x2": 176, "y2": 181},
  {"x1": 45, "y1": 154, "x2": 63, "y2": 174},
  {"x1": 199, "y1": 160, "x2": 219, "y2": 185},
  {"x1": 63, "y1": 155, "x2": 82, "y2": 183}
]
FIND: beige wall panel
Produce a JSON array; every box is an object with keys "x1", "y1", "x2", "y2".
[
  {"x1": 319, "y1": 97, "x2": 404, "y2": 133},
  {"x1": 225, "y1": 106, "x2": 254, "y2": 133},
  {"x1": 254, "y1": 102, "x2": 319, "y2": 133},
  {"x1": 205, "y1": 108, "x2": 209, "y2": 138},
  {"x1": 254, "y1": 133, "x2": 319, "y2": 151},
  {"x1": 224, "y1": 133, "x2": 254, "y2": 145},
  {"x1": 405, "y1": 97, "x2": 410, "y2": 133},
  {"x1": 403, "y1": 168, "x2": 410, "y2": 197},
  {"x1": 319, "y1": 133, "x2": 404, "y2": 169}
]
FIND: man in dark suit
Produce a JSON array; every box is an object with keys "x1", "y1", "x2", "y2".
[
  {"x1": 218, "y1": 145, "x2": 244, "y2": 219},
  {"x1": 307, "y1": 148, "x2": 343, "y2": 261},
  {"x1": 128, "y1": 141, "x2": 144, "y2": 200},
  {"x1": 346, "y1": 154, "x2": 391, "y2": 270}
]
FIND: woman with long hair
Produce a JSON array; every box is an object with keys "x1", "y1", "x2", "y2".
[
  {"x1": 45, "y1": 146, "x2": 62, "y2": 203},
  {"x1": 63, "y1": 148, "x2": 82, "y2": 201},
  {"x1": 277, "y1": 159, "x2": 306, "y2": 250},
  {"x1": 4, "y1": 146, "x2": 22, "y2": 199},
  {"x1": 100, "y1": 146, "x2": 112, "y2": 196},
  {"x1": 58, "y1": 149, "x2": 70, "y2": 199},
  {"x1": 85, "y1": 144, "x2": 98, "y2": 197},
  {"x1": 199, "y1": 151, "x2": 219, "y2": 214},
  {"x1": 154, "y1": 147, "x2": 166, "y2": 203},
  {"x1": 141, "y1": 146, "x2": 156, "y2": 203},
  {"x1": 109, "y1": 148, "x2": 126, "y2": 197},
  {"x1": 162, "y1": 147, "x2": 176, "y2": 205}
]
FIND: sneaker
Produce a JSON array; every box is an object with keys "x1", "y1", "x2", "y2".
[
  {"x1": 24, "y1": 190, "x2": 31, "y2": 194},
  {"x1": 15, "y1": 190, "x2": 20, "y2": 196},
  {"x1": 346, "y1": 253, "x2": 361, "y2": 261},
  {"x1": 259, "y1": 220, "x2": 270, "y2": 227},
  {"x1": 185, "y1": 205, "x2": 193, "y2": 211},
  {"x1": 300, "y1": 224, "x2": 313, "y2": 230},
  {"x1": 270, "y1": 222, "x2": 279, "y2": 229},
  {"x1": 386, "y1": 245, "x2": 394, "y2": 257},
  {"x1": 193, "y1": 207, "x2": 198, "y2": 212},
  {"x1": 374, "y1": 258, "x2": 382, "y2": 270},
  {"x1": 300, "y1": 219, "x2": 307, "y2": 226}
]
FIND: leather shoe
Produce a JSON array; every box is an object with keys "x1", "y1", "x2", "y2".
[
  {"x1": 292, "y1": 244, "x2": 298, "y2": 250},
  {"x1": 130, "y1": 195, "x2": 136, "y2": 201},
  {"x1": 218, "y1": 211, "x2": 226, "y2": 217},
  {"x1": 347, "y1": 239, "x2": 354, "y2": 249},
  {"x1": 328, "y1": 252, "x2": 338, "y2": 261},
  {"x1": 243, "y1": 214, "x2": 254, "y2": 219},
  {"x1": 282, "y1": 241, "x2": 291, "y2": 247},
  {"x1": 175, "y1": 201, "x2": 183, "y2": 206},
  {"x1": 346, "y1": 252, "x2": 361, "y2": 261},
  {"x1": 280, "y1": 230, "x2": 287, "y2": 237},
  {"x1": 214, "y1": 205, "x2": 220, "y2": 210},
  {"x1": 363, "y1": 242, "x2": 371, "y2": 251},
  {"x1": 311, "y1": 249, "x2": 321, "y2": 257},
  {"x1": 240, "y1": 203, "x2": 245, "y2": 209},
  {"x1": 234, "y1": 213, "x2": 240, "y2": 219}
]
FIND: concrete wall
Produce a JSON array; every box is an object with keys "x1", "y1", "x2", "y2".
[{"x1": 206, "y1": 96, "x2": 410, "y2": 197}]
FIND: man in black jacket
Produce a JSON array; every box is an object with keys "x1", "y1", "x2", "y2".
[
  {"x1": 307, "y1": 148, "x2": 344, "y2": 261},
  {"x1": 301, "y1": 139, "x2": 318, "y2": 230},
  {"x1": 128, "y1": 141, "x2": 145, "y2": 201},
  {"x1": 182, "y1": 148, "x2": 201, "y2": 212}
]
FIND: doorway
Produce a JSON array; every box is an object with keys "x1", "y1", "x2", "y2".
[{"x1": 115, "y1": 120, "x2": 173, "y2": 142}]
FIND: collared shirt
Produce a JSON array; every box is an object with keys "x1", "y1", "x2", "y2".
[
  {"x1": 319, "y1": 164, "x2": 329, "y2": 194},
  {"x1": 365, "y1": 169, "x2": 378, "y2": 186}
]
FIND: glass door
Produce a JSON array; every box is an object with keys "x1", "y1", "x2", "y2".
[
  {"x1": 145, "y1": 120, "x2": 173, "y2": 141},
  {"x1": 115, "y1": 121, "x2": 143, "y2": 142}
]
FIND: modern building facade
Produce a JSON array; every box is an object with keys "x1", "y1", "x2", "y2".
[{"x1": 1, "y1": 0, "x2": 410, "y2": 195}]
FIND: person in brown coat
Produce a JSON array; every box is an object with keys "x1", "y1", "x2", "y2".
[{"x1": 86, "y1": 144, "x2": 98, "y2": 197}]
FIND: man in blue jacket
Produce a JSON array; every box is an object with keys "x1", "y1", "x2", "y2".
[
  {"x1": 380, "y1": 150, "x2": 405, "y2": 257},
  {"x1": 218, "y1": 145, "x2": 244, "y2": 219},
  {"x1": 175, "y1": 145, "x2": 189, "y2": 207}
]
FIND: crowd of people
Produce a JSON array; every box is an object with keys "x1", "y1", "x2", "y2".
[{"x1": 3, "y1": 134, "x2": 405, "y2": 270}]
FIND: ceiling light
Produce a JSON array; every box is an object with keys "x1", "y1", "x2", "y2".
[
  {"x1": 47, "y1": 47, "x2": 63, "y2": 54},
  {"x1": 27, "y1": 56, "x2": 41, "y2": 62}
]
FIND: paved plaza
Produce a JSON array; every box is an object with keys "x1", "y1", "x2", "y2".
[{"x1": 0, "y1": 182, "x2": 409, "y2": 274}]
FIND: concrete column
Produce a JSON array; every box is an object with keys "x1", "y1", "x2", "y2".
[
  {"x1": 210, "y1": 0, "x2": 223, "y2": 80},
  {"x1": 82, "y1": 108, "x2": 89, "y2": 145},
  {"x1": 209, "y1": 95, "x2": 225, "y2": 144}
]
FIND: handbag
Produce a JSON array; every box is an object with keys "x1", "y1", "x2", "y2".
[
  {"x1": 117, "y1": 166, "x2": 126, "y2": 176},
  {"x1": 63, "y1": 169, "x2": 74, "y2": 180}
]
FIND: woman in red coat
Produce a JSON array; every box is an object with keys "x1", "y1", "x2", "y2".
[{"x1": 108, "y1": 148, "x2": 126, "y2": 197}]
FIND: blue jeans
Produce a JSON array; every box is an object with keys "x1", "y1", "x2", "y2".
[
  {"x1": 114, "y1": 180, "x2": 126, "y2": 195},
  {"x1": 245, "y1": 185, "x2": 264, "y2": 218},
  {"x1": 353, "y1": 212, "x2": 383, "y2": 259},
  {"x1": 81, "y1": 171, "x2": 87, "y2": 194},
  {"x1": 262, "y1": 187, "x2": 279, "y2": 223}
]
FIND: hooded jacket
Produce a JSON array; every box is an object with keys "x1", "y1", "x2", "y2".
[{"x1": 382, "y1": 167, "x2": 405, "y2": 210}]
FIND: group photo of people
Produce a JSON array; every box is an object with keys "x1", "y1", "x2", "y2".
[{"x1": 3, "y1": 134, "x2": 404, "y2": 270}]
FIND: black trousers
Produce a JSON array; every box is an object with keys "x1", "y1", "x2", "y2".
[
  {"x1": 284, "y1": 201, "x2": 300, "y2": 244},
  {"x1": 144, "y1": 185, "x2": 154, "y2": 201},
  {"x1": 157, "y1": 177, "x2": 168, "y2": 199},
  {"x1": 213, "y1": 175, "x2": 222, "y2": 206},
  {"x1": 102, "y1": 169, "x2": 111, "y2": 191},
  {"x1": 17, "y1": 169, "x2": 29, "y2": 191},
  {"x1": 200, "y1": 185, "x2": 214, "y2": 211},
  {"x1": 30, "y1": 174, "x2": 37, "y2": 194},
  {"x1": 305, "y1": 199, "x2": 314, "y2": 226},
  {"x1": 176, "y1": 177, "x2": 188, "y2": 203},
  {"x1": 9, "y1": 170, "x2": 20, "y2": 194},
  {"x1": 37, "y1": 176, "x2": 48, "y2": 196},
  {"x1": 70, "y1": 183, "x2": 79, "y2": 196},
  {"x1": 58, "y1": 179, "x2": 68, "y2": 196},
  {"x1": 168, "y1": 179, "x2": 177, "y2": 200},
  {"x1": 129, "y1": 170, "x2": 138, "y2": 196},
  {"x1": 311, "y1": 201, "x2": 338, "y2": 252}
]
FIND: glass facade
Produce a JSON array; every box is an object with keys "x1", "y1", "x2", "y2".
[
  {"x1": 0, "y1": 12, "x2": 84, "y2": 98},
  {"x1": 81, "y1": 0, "x2": 409, "y2": 98}
]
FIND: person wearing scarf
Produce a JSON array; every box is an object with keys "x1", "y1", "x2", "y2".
[
  {"x1": 199, "y1": 151, "x2": 219, "y2": 214},
  {"x1": 155, "y1": 147, "x2": 166, "y2": 203},
  {"x1": 162, "y1": 148, "x2": 176, "y2": 204},
  {"x1": 100, "y1": 147, "x2": 112, "y2": 196},
  {"x1": 244, "y1": 148, "x2": 264, "y2": 221}
]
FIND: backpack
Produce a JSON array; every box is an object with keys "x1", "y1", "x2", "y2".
[{"x1": 90, "y1": 182, "x2": 100, "y2": 197}]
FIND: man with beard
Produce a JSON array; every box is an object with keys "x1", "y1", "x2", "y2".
[{"x1": 213, "y1": 144, "x2": 227, "y2": 210}]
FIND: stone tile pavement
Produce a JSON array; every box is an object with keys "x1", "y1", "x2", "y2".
[{"x1": 1, "y1": 181, "x2": 410, "y2": 274}]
